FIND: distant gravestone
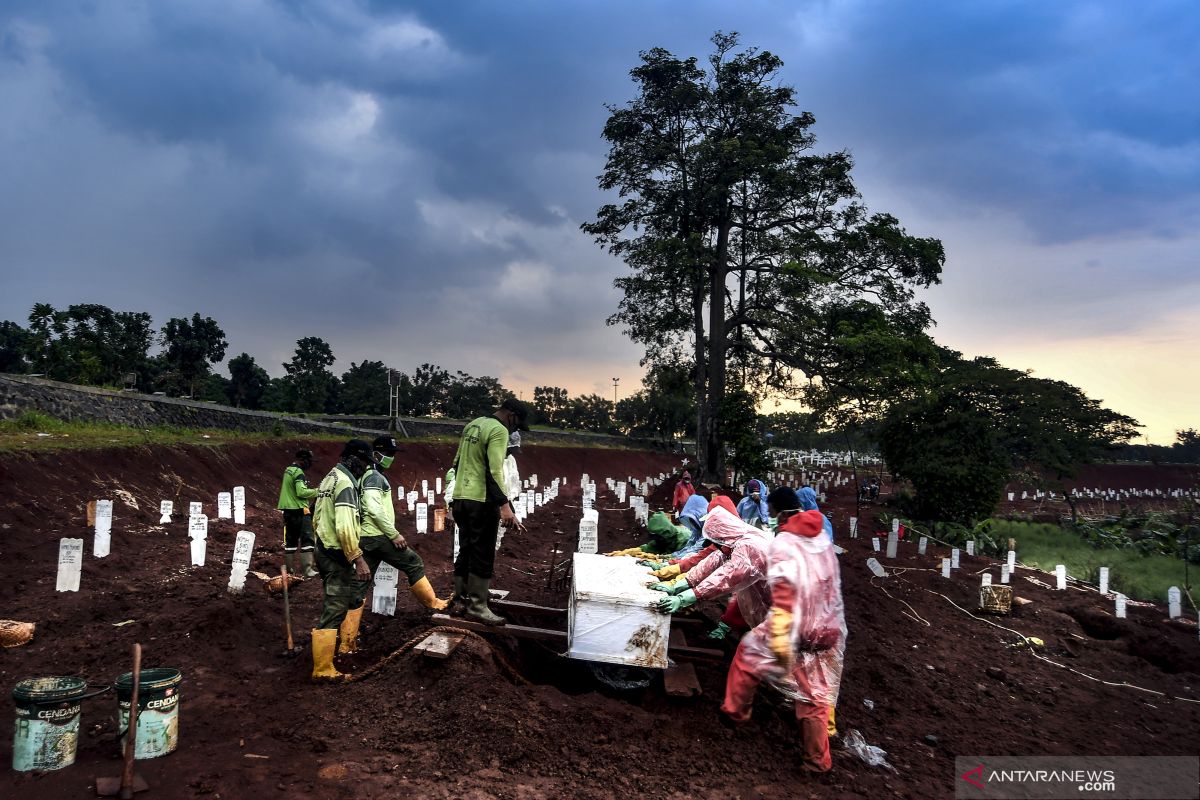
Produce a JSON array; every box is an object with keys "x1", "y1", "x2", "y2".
[
  {"x1": 416, "y1": 503, "x2": 428, "y2": 534},
  {"x1": 228, "y1": 530, "x2": 255, "y2": 593},
  {"x1": 578, "y1": 519, "x2": 598, "y2": 554},
  {"x1": 941, "y1": 558, "x2": 951, "y2": 579},
  {"x1": 1099, "y1": 567, "x2": 1110, "y2": 596},
  {"x1": 950, "y1": 548, "x2": 960, "y2": 569},
  {"x1": 1055, "y1": 564, "x2": 1067, "y2": 590},
  {"x1": 435, "y1": 477, "x2": 442, "y2": 495},
  {"x1": 1001, "y1": 564, "x2": 1011, "y2": 584},
  {"x1": 1168, "y1": 586, "x2": 1182, "y2": 619},
  {"x1": 1115, "y1": 593, "x2": 1127, "y2": 619},
  {"x1": 866, "y1": 558, "x2": 887, "y2": 578},
  {"x1": 918, "y1": 536, "x2": 928, "y2": 556},
  {"x1": 849, "y1": 517, "x2": 858, "y2": 538},
  {"x1": 233, "y1": 486, "x2": 246, "y2": 525},
  {"x1": 1007, "y1": 550, "x2": 1017, "y2": 571},
  {"x1": 965, "y1": 540, "x2": 975, "y2": 556},
  {"x1": 871, "y1": 537, "x2": 880, "y2": 553},
  {"x1": 217, "y1": 492, "x2": 232, "y2": 520},
  {"x1": 886, "y1": 531, "x2": 898, "y2": 560},
  {"x1": 982, "y1": 573, "x2": 992, "y2": 586},
  {"x1": 159, "y1": 501, "x2": 173, "y2": 525}
]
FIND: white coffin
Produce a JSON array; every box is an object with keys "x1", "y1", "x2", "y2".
[{"x1": 568, "y1": 553, "x2": 670, "y2": 669}]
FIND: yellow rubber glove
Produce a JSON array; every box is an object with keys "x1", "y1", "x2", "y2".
[
  {"x1": 651, "y1": 563, "x2": 682, "y2": 580},
  {"x1": 605, "y1": 546, "x2": 647, "y2": 557},
  {"x1": 768, "y1": 608, "x2": 793, "y2": 665}
]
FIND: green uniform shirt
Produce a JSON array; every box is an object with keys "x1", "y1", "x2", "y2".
[
  {"x1": 449, "y1": 416, "x2": 510, "y2": 505},
  {"x1": 359, "y1": 466, "x2": 400, "y2": 542},
  {"x1": 277, "y1": 464, "x2": 318, "y2": 510},
  {"x1": 313, "y1": 463, "x2": 363, "y2": 561}
]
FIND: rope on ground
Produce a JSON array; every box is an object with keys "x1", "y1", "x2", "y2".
[
  {"x1": 899, "y1": 577, "x2": 1200, "y2": 706},
  {"x1": 870, "y1": 576, "x2": 930, "y2": 627},
  {"x1": 347, "y1": 625, "x2": 533, "y2": 686}
]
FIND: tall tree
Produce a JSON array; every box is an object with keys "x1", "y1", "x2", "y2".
[
  {"x1": 0, "y1": 321, "x2": 31, "y2": 373},
  {"x1": 159, "y1": 313, "x2": 227, "y2": 397},
  {"x1": 227, "y1": 353, "x2": 270, "y2": 409},
  {"x1": 283, "y1": 337, "x2": 336, "y2": 413},
  {"x1": 339, "y1": 360, "x2": 390, "y2": 415},
  {"x1": 585, "y1": 32, "x2": 943, "y2": 481},
  {"x1": 533, "y1": 386, "x2": 570, "y2": 426}
]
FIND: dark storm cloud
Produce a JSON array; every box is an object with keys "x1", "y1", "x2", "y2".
[{"x1": 0, "y1": 0, "x2": 1197, "y2": 387}]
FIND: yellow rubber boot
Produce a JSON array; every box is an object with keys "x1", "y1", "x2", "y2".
[
  {"x1": 410, "y1": 576, "x2": 450, "y2": 611},
  {"x1": 311, "y1": 629, "x2": 345, "y2": 681},
  {"x1": 827, "y1": 705, "x2": 838, "y2": 737},
  {"x1": 337, "y1": 604, "x2": 364, "y2": 655}
]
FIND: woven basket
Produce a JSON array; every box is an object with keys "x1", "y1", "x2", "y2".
[
  {"x1": 0, "y1": 620, "x2": 36, "y2": 648},
  {"x1": 980, "y1": 585, "x2": 1012, "y2": 615}
]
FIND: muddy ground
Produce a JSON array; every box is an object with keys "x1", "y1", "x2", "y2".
[{"x1": 1, "y1": 444, "x2": 1198, "y2": 799}]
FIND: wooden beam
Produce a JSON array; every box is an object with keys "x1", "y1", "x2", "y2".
[
  {"x1": 664, "y1": 662, "x2": 702, "y2": 697},
  {"x1": 491, "y1": 599, "x2": 568, "y2": 617},
  {"x1": 431, "y1": 614, "x2": 567, "y2": 643}
]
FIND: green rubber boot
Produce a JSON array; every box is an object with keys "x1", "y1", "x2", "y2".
[
  {"x1": 448, "y1": 575, "x2": 469, "y2": 617},
  {"x1": 465, "y1": 574, "x2": 506, "y2": 626}
]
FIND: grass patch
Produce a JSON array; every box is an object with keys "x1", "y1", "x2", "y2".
[
  {"x1": 0, "y1": 412, "x2": 347, "y2": 453},
  {"x1": 983, "y1": 519, "x2": 1193, "y2": 603}
]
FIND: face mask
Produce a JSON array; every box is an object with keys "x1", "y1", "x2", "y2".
[{"x1": 378, "y1": 455, "x2": 394, "y2": 469}]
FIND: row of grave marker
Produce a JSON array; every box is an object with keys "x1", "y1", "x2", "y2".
[
  {"x1": 1007, "y1": 487, "x2": 1197, "y2": 502},
  {"x1": 57, "y1": 528, "x2": 257, "y2": 594},
  {"x1": 856, "y1": 516, "x2": 1190, "y2": 626}
]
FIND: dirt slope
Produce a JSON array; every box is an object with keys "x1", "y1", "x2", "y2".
[{"x1": 0, "y1": 444, "x2": 1196, "y2": 799}]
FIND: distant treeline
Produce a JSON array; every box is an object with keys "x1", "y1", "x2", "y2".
[
  {"x1": 0, "y1": 303, "x2": 693, "y2": 440},
  {"x1": 1110, "y1": 431, "x2": 1200, "y2": 464}
]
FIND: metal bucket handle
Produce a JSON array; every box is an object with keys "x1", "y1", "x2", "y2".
[{"x1": 77, "y1": 683, "x2": 111, "y2": 702}]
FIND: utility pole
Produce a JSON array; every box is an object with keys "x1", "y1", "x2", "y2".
[{"x1": 612, "y1": 377, "x2": 620, "y2": 406}]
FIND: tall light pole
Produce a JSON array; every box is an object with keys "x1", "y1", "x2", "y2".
[{"x1": 612, "y1": 377, "x2": 620, "y2": 406}]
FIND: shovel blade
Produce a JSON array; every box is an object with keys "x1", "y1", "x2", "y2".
[{"x1": 95, "y1": 773, "x2": 149, "y2": 796}]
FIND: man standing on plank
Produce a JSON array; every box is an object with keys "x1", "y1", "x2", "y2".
[
  {"x1": 277, "y1": 448, "x2": 320, "y2": 578},
  {"x1": 447, "y1": 398, "x2": 530, "y2": 625}
]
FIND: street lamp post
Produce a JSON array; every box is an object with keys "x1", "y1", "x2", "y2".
[{"x1": 612, "y1": 377, "x2": 620, "y2": 406}]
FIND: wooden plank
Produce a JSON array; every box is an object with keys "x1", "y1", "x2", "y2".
[
  {"x1": 664, "y1": 662, "x2": 702, "y2": 697},
  {"x1": 669, "y1": 628, "x2": 687, "y2": 648},
  {"x1": 491, "y1": 599, "x2": 567, "y2": 617},
  {"x1": 431, "y1": 614, "x2": 567, "y2": 643},
  {"x1": 414, "y1": 631, "x2": 465, "y2": 660},
  {"x1": 667, "y1": 642, "x2": 726, "y2": 661}
]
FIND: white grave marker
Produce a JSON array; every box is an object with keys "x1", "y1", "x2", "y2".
[
  {"x1": 421, "y1": 480, "x2": 429, "y2": 495},
  {"x1": 416, "y1": 503, "x2": 428, "y2": 534},
  {"x1": 891, "y1": 518, "x2": 900, "y2": 535},
  {"x1": 951, "y1": 548, "x2": 960, "y2": 569},
  {"x1": 1055, "y1": 564, "x2": 1067, "y2": 590},
  {"x1": 217, "y1": 492, "x2": 232, "y2": 520},
  {"x1": 871, "y1": 537, "x2": 880, "y2": 552},
  {"x1": 1007, "y1": 550, "x2": 1017, "y2": 571},
  {"x1": 188, "y1": 514, "x2": 208, "y2": 540},
  {"x1": 233, "y1": 486, "x2": 245, "y2": 508},
  {"x1": 95, "y1": 500, "x2": 113, "y2": 533},
  {"x1": 886, "y1": 531, "x2": 898, "y2": 560},
  {"x1": 372, "y1": 563, "x2": 399, "y2": 616},
  {"x1": 918, "y1": 536, "x2": 928, "y2": 555},
  {"x1": 1001, "y1": 564, "x2": 1011, "y2": 584},
  {"x1": 849, "y1": 517, "x2": 858, "y2": 538},
  {"x1": 159, "y1": 501, "x2": 173, "y2": 524},
  {"x1": 866, "y1": 558, "x2": 887, "y2": 578},
  {"x1": 1115, "y1": 593, "x2": 1127, "y2": 619},
  {"x1": 941, "y1": 558, "x2": 951, "y2": 579},
  {"x1": 189, "y1": 502, "x2": 203, "y2": 517},
  {"x1": 190, "y1": 536, "x2": 206, "y2": 566},
  {"x1": 407, "y1": 491, "x2": 418, "y2": 512},
  {"x1": 1168, "y1": 586, "x2": 1181, "y2": 619},
  {"x1": 1099, "y1": 567, "x2": 1110, "y2": 595},
  {"x1": 93, "y1": 529, "x2": 111, "y2": 559},
  {"x1": 982, "y1": 573, "x2": 992, "y2": 586},
  {"x1": 1007, "y1": 493, "x2": 1014, "y2": 501},
  {"x1": 435, "y1": 477, "x2": 442, "y2": 495},
  {"x1": 227, "y1": 530, "x2": 255, "y2": 593},
  {"x1": 965, "y1": 540, "x2": 975, "y2": 556},
  {"x1": 535, "y1": 492, "x2": 543, "y2": 507},
  {"x1": 56, "y1": 538, "x2": 84, "y2": 592},
  {"x1": 578, "y1": 519, "x2": 598, "y2": 554}
]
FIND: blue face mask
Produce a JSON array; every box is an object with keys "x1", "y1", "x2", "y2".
[{"x1": 378, "y1": 455, "x2": 394, "y2": 469}]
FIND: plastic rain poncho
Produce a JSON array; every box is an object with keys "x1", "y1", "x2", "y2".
[
  {"x1": 641, "y1": 511, "x2": 691, "y2": 555},
  {"x1": 682, "y1": 507, "x2": 771, "y2": 629},
  {"x1": 672, "y1": 472, "x2": 696, "y2": 512},
  {"x1": 737, "y1": 479, "x2": 770, "y2": 526},
  {"x1": 670, "y1": 494, "x2": 713, "y2": 558},
  {"x1": 739, "y1": 509, "x2": 846, "y2": 707},
  {"x1": 794, "y1": 486, "x2": 834, "y2": 541}
]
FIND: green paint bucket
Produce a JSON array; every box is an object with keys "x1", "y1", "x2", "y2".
[
  {"x1": 115, "y1": 668, "x2": 181, "y2": 759},
  {"x1": 12, "y1": 677, "x2": 109, "y2": 772}
]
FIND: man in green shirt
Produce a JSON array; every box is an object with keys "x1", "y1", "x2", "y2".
[
  {"x1": 338, "y1": 435, "x2": 449, "y2": 656},
  {"x1": 448, "y1": 398, "x2": 529, "y2": 625},
  {"x1": 310, "y1": 439, "x2": 374, "y2": 680},
  {"x1": 277, "y1": 449, "x2": 320, "y2": 578}
]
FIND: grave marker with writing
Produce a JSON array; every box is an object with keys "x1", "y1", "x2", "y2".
[
  {"x1": 56, "y1": 538, "x2": 84, "y2": 592},
  {"x1": 416, "y1": 503, "x2": 428, "y2": 534},
  {"x1": 159, "y1": 501, "x2": 173, "y2": 524},
  {"x1": 918, "y1": 536, "x2": 928, "y2": 555},
  {"x1": 217, "y1": 492, "x2": 232, "y2": 520},
  {"x1": 228, "y1": 530, "x2": 255, "y2": 593},
  {"x1": 1099, "y1": 567, "x2": 1110, "y2": 596},
  {"x1": 1168, "y1": 586, "x2": 1181, "y2": 619},
  {"x1": 372, "y1": 563, "x2": 399, "y2": 616}
]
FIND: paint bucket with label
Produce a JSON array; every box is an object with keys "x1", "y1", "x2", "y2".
[
  {"x1": 116, "y1": 668, "x2": 181, "y2": 759},
  {"x1": 12, "y1": 677, "x2": 110, "y2": 771}
]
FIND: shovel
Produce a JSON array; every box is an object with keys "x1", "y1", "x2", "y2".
[
  {"x1": 96, "y1": 643, "x2": 149, "y2": 797},
  {"x1": 279, "y1": 565, "x2": 303, "y2": 658}
]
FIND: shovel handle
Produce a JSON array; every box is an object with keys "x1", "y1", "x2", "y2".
[
  {"x1": 281, "y1": 565, "x2": 295, "y2": 650},
  {"x1": 120, "y1": 643, "x2": 142, "y2": 798}
]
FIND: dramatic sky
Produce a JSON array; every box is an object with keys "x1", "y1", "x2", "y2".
[{"x1": 1, "y1": 1, "x2": 1196, "y2": 442}]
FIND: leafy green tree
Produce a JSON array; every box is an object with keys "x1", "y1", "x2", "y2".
[
  {"x1": 159, "y1": 313, "x2": 227, "y2": 397},
  {"x1": 584, "y1": 33, "x2": 943, "y2": 482},
  {"x1": 561, "y1": 394, "x2": 616, "y2": 433},
  {"x1": 0, "y1": 321, "x2": 32, "y2": 373},
  {"x1": 227, "y1": 353, "x2": 270, "y2": 409},
  {"x1": 283, "y1": 337, "x2": 336, "y2": 413},
  {"x1": 445, "y1": 372, "x2": 510, "y2": 420},
  {"x1": 261, "y1": 376, "x2": 293, "y2": 413},
  {"x1": 338, "y1": 360, "x2": 389, "y2": 415},
  {"x1": 720, "y1": 387, "x2": 771, "y2": 483},
  {"x1": 533, "y1": 386, "x2": 570, "y2": 426}
]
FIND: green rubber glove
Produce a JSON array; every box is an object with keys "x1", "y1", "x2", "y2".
[
  {"x1": 707, "y1": 621, "x2": 732, "y2": 640},
  {"x1": 639, "y1": 559, "x2": 664, "y2": 570},
  {"x1": 649, "y1": 581, "x2": 673, "y2": 593},
  {"x1": 655, "y1": 589, "x2": 698, "y2": 614}
]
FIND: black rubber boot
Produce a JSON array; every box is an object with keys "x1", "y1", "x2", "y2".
[{"x1": 448, "y1": 575, "x2": 469, "y2": 617}]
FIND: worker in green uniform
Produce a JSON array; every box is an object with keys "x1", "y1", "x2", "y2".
[
  {"x1": 337, "y1": 435, "x2": 450, "y2": 656},
  {"x1": 310, "y1": 439, "x2": 374, "y2": 680},
  {"x1": 447, "y1": 398, "x2": 529, "y2": 625},
  {"x1": 277, "y1": 449, "x2": 320, "y2": 577}
]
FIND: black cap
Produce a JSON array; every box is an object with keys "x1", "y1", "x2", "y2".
[
  {"x1": 295, "y1": 449, "x2": 313, "y2": 461},
  {"x1": 372, "y1": 435, "x2": 399, "y2": 455},
  {"x1": 499, "y1": 397, "x2": 531, "y2": 431},
  {"x1": 341, "y1": 439, "x2": 373, "y2": 463},
  {"x1": 767, "y1": 486, "x2": 800, "y2": 513}
]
